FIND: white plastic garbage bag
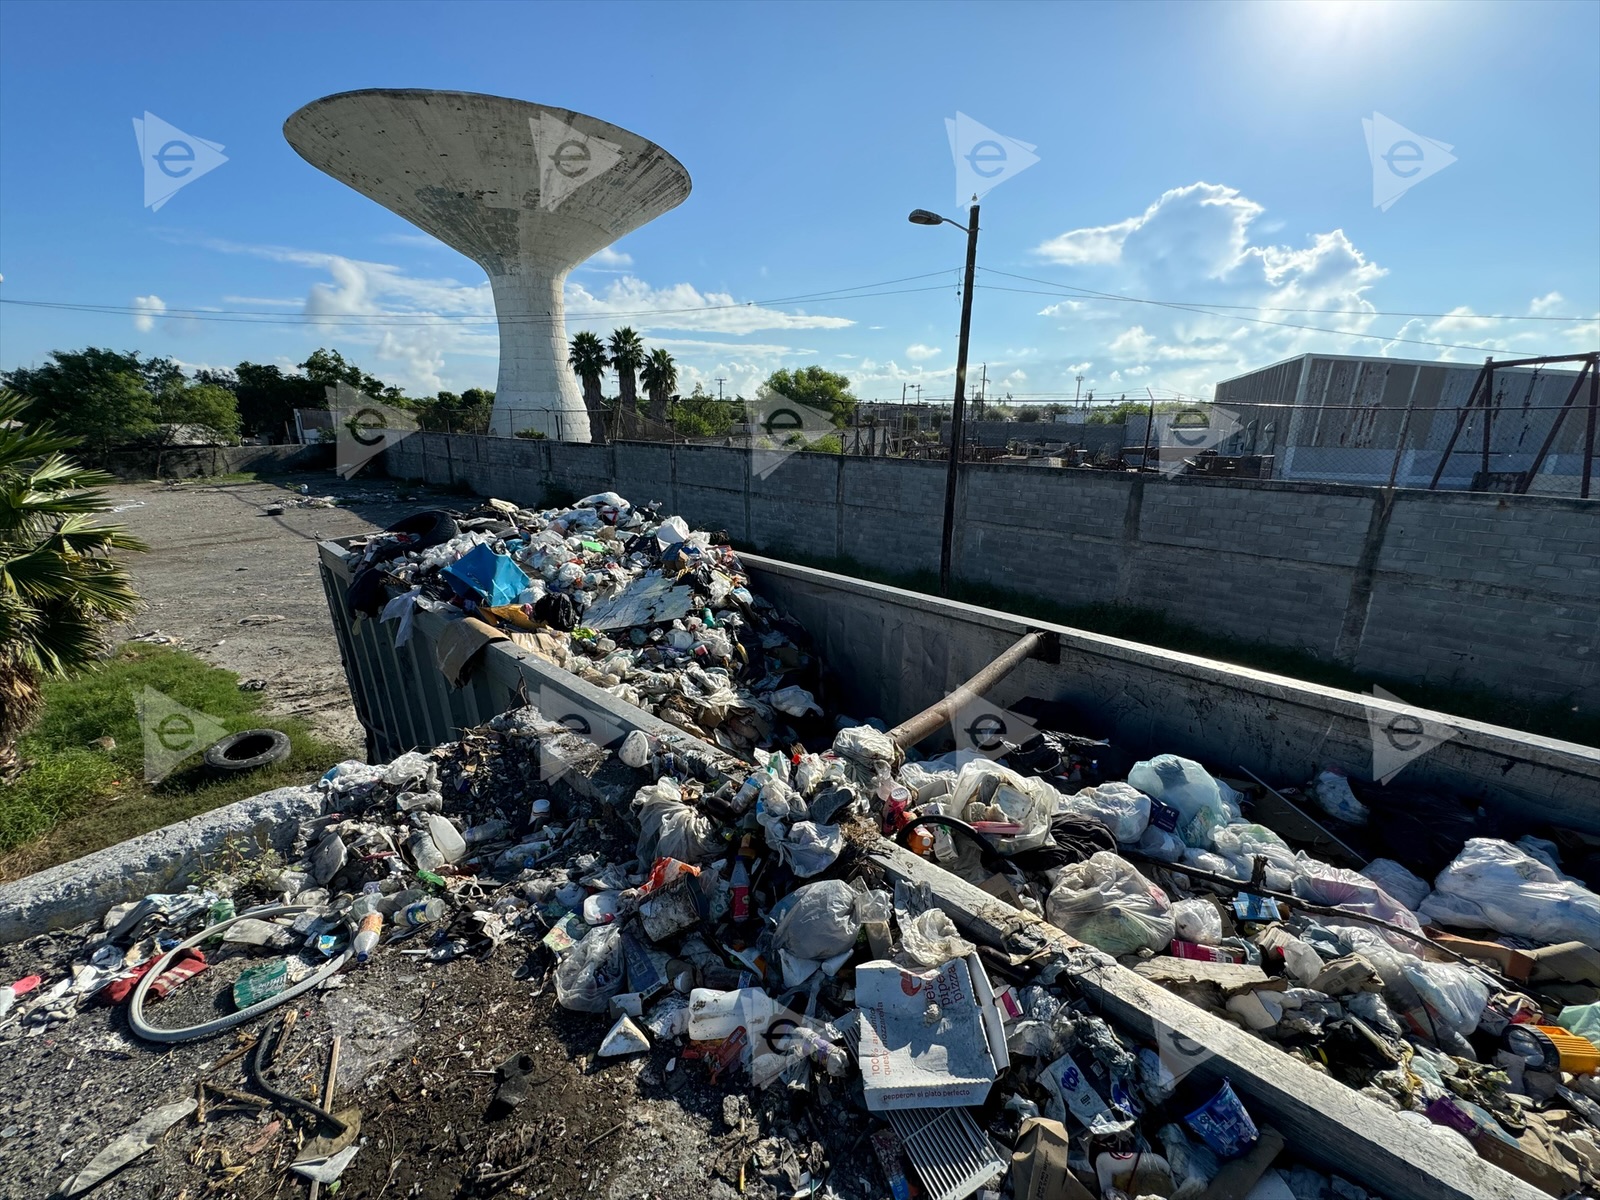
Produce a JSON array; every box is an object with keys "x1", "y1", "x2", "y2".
[
  {"x1": 771, "y1": 685, "x2": 823, "y2": 718},
  {"x1": 1134, "y1": 823, "x2": 1188, "y2": 863},
  {"x1": 951, "y1": 758, "x2": 1056, "y2": 854},
  {"x1": 772, "y1": 880, "x2": 866, "y2": 962},
  {"x1": 555, "y1": 924, "x2": 625, "y2": 1012},
  {"x1": 1400, "y1": 959, "x2": 1489, "y2": 1036},
  {"x1": 773, "y1": 821, "x2": 844, "y2": 877},
  {"x1": 1421, "y1": 838, "x2": 1600, "y2": 947},
  {"x1": 1046, "y1": 852, "x2": 1174, "y2": 956},
  {"x1": 1310, "y1": 769, "x2": 1369, "y2": 825},
  {"x1": 1128, "y1": 755, "x2": 1228, "y2": 848},
  {"x1": 1293, "y1": 855, "x2": 1421, "y2": 931},
  {"x1": 633, "y1": 778, "x2": 719, "y2": 865},
  {"x1": 1361, "y1": 858, "x2": 1431, "y2": 912},
  {"x1": 1065, "y1": 781, "x2": 1151, "y2": 843},
  {"x1": 1171, "y1": 898, "x2": 1224, "y2": 946}
]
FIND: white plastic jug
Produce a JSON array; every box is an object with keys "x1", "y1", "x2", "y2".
[{"x1": 687, "y1": 987, "x2": 772, "y2": 1041}]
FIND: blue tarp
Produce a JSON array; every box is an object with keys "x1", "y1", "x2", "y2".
[{"x1": 440, "y1": 544, "x2": 530, "y2": 607}]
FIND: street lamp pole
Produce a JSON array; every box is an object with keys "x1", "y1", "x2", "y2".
[{"x1": 909, "y1": 200, "x2": 980, "y2": 597}]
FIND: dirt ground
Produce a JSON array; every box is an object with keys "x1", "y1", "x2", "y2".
[
  {"x1": 0, "y1": 795, "x2": 878, "y2": 1200},
  {"x1": 104, "y1": 473, "x2": 429, "y2": 755}
]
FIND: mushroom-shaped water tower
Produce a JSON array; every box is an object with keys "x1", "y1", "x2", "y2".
[{"x1": 284, "y1": 89, "x2": 691, "y2": 441}]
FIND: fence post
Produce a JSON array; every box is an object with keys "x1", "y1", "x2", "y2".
[
  {"x1": 1584, "y1": 364, "x2": 1598, "y2": 501},
  {"x1": 1386, "y1": 401, "x2": 1415, "y2": 488}
]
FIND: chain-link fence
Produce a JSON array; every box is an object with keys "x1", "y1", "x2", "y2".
[
  {"x1": 1163, "y1": 399, "x2": 1599, "y2": 496},
  {"x1": 356, "y1": 392, "x2": 1600, "y2": 497}
]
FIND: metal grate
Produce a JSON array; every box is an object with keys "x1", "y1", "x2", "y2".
[{"x1": 884, "y1": 1107, "x2": 1006, "y2": 1200}]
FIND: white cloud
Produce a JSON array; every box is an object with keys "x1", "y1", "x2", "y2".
[
  {"x1": 132, "y1": 295, "x2": 165, "y2": 333},
  {"x1": 905, "y1": 343, "x2": 941, "y2": 361},
  {"x1": 583, "y1": 246, "x2": 633, "y2": 269},
  {"x1": 185, "y1": 236, "x2": 853, "y2": 395},
  {"x1": 1030, "y1": 182, "x2": 1596, "y2": 398},
  {"x1": 1035, "y1": 217, "x2": 1139, "y2": 266}
]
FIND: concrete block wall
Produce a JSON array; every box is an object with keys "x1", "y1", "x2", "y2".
[{"x1": 381, "y1": 434, "x2": 1600, "y2": 710}]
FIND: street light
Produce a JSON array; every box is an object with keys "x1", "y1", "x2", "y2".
[{"x1": 908, "y1": 198, "x2": 979, "y2": 597}]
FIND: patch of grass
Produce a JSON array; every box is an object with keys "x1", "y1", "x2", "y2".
[
  {"x1": 0, "y1": 644, "x2": 349, "y2": 880},
  {"x1": 750, "y1": 543, "x2": 1600, "y2": 750}
]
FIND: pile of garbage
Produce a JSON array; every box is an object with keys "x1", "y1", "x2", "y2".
[
  {"x1": 341, "y1": 492, "x2": 826, "y2": 756},
  {"x1": 10, "y1": 486, "x2": 1600, "y2": 1197}
]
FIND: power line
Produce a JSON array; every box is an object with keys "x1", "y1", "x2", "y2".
[
  {"x1": 979, "y1": 267, "x2": 1599, "y2": 323},
  {"x1": 975, "y1": 282, "x2": 1585, "y2": 357},
  {"x1": 0, "y1": 270, "x2": 961, "y2": 329}
]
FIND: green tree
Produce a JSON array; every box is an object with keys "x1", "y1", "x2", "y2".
[
  {"x1": 760, "y1": 366, "x2": 857, "y2": 426},
  {"x1": 668, "y1": 383, "x2": 740, "y2": 438},
  {"x1": 639, "y1": 347, "x2": 678, "y2": 427},
  {"x1": 568, "y1": 331, "x2": 611, "y2": 442},
  {"x1": 607, "y1": 328, "x2": 645, "y2": 416},
  {"x1": 232, "y1": 363, "x2": 324, "y2": 440},
  {"x1": 0, "y1": 391, "x2": 146, "y2": 768},
  {"x1": 299, "y1": 348, "x2": 399, "y2": 401},
  {"x1": 415, "y1": 387, "x2": 494, "y2": 434},
  {"x1": 159, "y1": 383, "x2": 240, "y2": 441},
  {"x1": 2, "y1": 349, "x2": 158, "y2": 460}
]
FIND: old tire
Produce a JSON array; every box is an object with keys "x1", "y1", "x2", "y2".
[{"x1": 203, "y1": 729, "x2": 292, "y2": 772}]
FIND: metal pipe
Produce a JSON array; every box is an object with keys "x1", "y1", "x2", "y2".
[{"x1": 887, "y1": 629, "x2": 1044, "y2": 749}]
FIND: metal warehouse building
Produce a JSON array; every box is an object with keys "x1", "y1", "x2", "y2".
[{"x1": 1214, "y1": 352, "x2": 1596, "y2": 494}]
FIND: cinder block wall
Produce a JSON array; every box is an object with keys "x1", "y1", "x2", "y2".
[{"x1": 382, "y1": 434, "x2": 1599, "y2": 710}]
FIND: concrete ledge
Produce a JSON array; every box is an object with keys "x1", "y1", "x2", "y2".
[{"x1": 0, "y1": 786, "x2": 322, "y2": 943}]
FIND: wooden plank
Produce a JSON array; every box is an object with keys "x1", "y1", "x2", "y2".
[{"x1": 870, "y1": 842, "x2": 1545, "y2": 1200}]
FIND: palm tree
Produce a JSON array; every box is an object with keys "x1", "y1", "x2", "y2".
[
  {"x1": 0, "y1": 390, "x2": 146, "y2": 772},
  {"x1": 607, "y1": 327, "x2": 646, "y2": 420},
  {"x1": 568, "y1": 331, "x2": 611, "y2": 443},
  {"x1": 639, "y1": 348, "x2": 678, "y2": 428}
]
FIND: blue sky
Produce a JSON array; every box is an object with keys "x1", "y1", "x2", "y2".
[{"x1": 1, "y1": 0, "x2": 1596, "y2": 404}]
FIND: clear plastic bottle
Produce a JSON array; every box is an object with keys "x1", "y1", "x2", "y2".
[
  {"x1": 398, "y1": 898, "x2": 446, "y2": 927},
  {"x1": 408, "y1": 829, "x2": 446, "y2": 873},
  {"x1": 353, "y1": 911, "x2": 383, "y2": 962}
]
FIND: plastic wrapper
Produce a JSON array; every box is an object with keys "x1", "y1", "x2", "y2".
[
  {"x1": 770, "y1": 685, "x2": 822, "y2": 718},
  {"x1": 771, "y1": 821, "x2": 843, "y2": 877},
  {"x1": 1158, "y1": 1123, "x2": 1220, "y2": 1200},
  {"x1": 950, "y1": 758, "x2": 1057, "y2": 854},
  {"x1": 771, "y1": 880, "x2": 865, "y2": 962},
  {"x1": 832, "y1": 724, "x2": 896, "y2": 773},
  {"x1": 554, "y1": 924, "x2": 625, "y2": 1012},
  {"x1": 1310, "y1": 768, "x2": 1369, "y2": 825},
  {"x1": 1063, "y1": 780, "x2": 1151, "y2": 843},
  {"x1": 1346, "y1": 990, "x2": 1405, "y2": 1040},
  {"x1": 1171, "y1": 898, "x2": 1224, "y2": 945},
  {"x1": 1006, "y1": 986, "x2": 1068, "y2": 1058},
  {"x1": 632, "y1": 778, "x2": 719, "y2": 865},
  {"x1": 1128, "y1": 755, "x2": 1228, "y2": 847},
  {"x1": 1134, "y1": 823, "x2": 1187, "y2": 862},
  {"x1": 1045, "y1": 851, "x2": 1174, "y2": 956},
  {"x1": 1420, "y1": 837, "x2": 1600, "y2": 946},
  {"x1": 897, "y1": 908, "x2": 976, "y2": 967},
  {"x1": 1360, "y1": 858, "x2": 1430, "y2": 911}
]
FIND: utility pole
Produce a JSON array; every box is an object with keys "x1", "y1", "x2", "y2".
[
  {"x1": 941, "y1": 201, "x2": 979, "y2": 596},
  {"x1": 714, "y1": 377, "x2": 726, "y2": 401},
  {"x1": 977, "y1": 363, "x2": 988, "y2": 420}
]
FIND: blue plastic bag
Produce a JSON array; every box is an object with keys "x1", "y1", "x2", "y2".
[{"x1": 440, "y1": 544, "x2": 530, "y2": 607}]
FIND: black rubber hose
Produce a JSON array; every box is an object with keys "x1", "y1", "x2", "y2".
[{"x1": 248, "y1": 1014, "x2": 349, "y2": 1135}]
